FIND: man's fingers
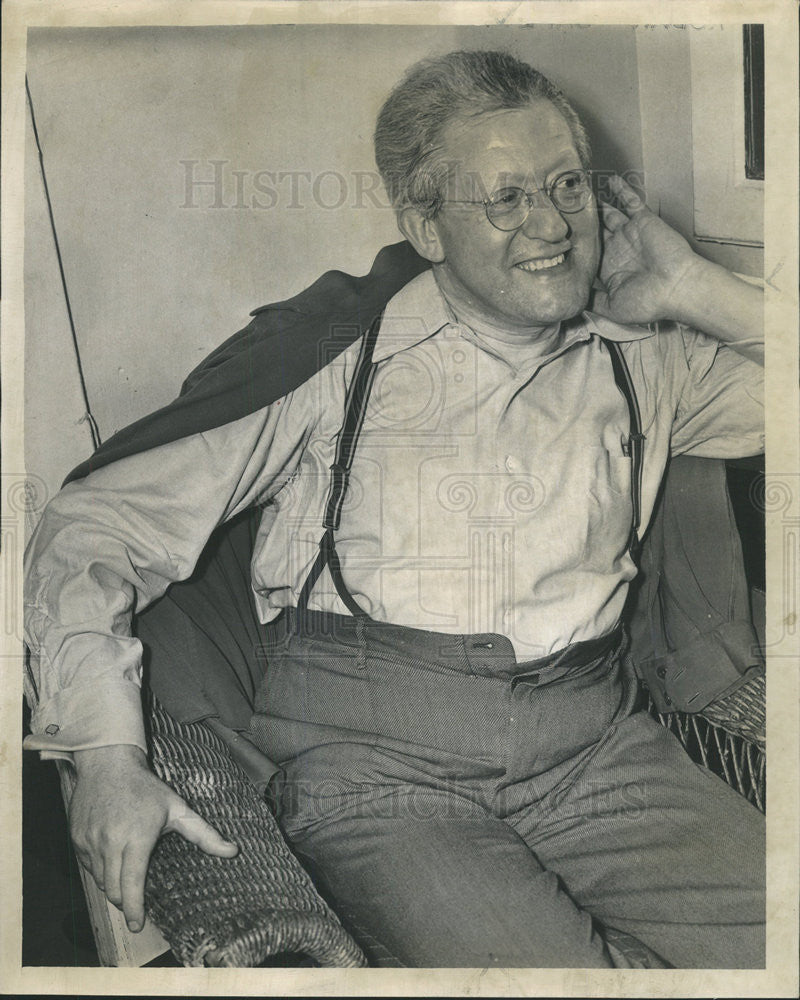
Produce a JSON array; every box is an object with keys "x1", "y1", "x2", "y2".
[
  {"x1": 607, "y1": 174, "x2": 647, "y2": 214},
  {"x1": 76, "y1": 849, "x2": 106, "y2": 893},
  {"x1": 102, "y1": 851, "x2": 123, "y2": 909},
  {"x1": 120, "y1": 842, "x2": 149, "y2": 932},
  {"x1": 599, "y1": 201, "x2": 629, "y2": 233},
  {"x1": 590, "y1": 288, "x2": 611, "y2": 318},
  {"x1": 169, "y1": 807, "x2": 238, "y2": 858},
  {"x1": 73, "y1": 844, "x2": 95, "y2": 879}
]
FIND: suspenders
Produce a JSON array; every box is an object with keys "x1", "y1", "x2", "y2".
[
  {"x1": 606, "y1": 339, "x2": 645, "y2": 557},
  {"x1": 296, "y1": 317, "x2": 645, "y2": 618},
  {"x1": 295, "y1": 312, "x2": 383, "y2": 619}
]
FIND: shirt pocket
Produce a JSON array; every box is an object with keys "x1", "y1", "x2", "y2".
[{"x1": 591, "y1": 443, "x2": 633, "y2": 500}]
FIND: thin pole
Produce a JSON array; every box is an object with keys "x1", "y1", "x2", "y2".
[{"x1": 25, "y1": 75, "x2": 102, "y2": 450}]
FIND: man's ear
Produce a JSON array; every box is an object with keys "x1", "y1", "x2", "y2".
[{"x1": 397, "y1": 207, "x2": 446, "y2": 264}]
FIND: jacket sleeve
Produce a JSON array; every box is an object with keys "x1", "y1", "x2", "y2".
[
  {"x1": 628, "y1": 454, "x2": 763, "y2": 712},
  {"x1": 23, "y1": 392, "x2": 313, "y2": 760}
]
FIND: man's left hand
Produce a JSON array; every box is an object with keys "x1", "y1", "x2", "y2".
[
  {"x1": 591, "y1": 175, "x2": 701, "y2": 326},
  {"x1": 590, "y1": 174, "x2": 763, "y2": 364}
]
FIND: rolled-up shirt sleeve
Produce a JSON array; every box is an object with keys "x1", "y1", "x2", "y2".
[
  {"x1": 671, "y1": 325, "x2": 764, "y2": 459},
  {"x1": 23, "y1": 390, "x2": 312, "y2": 759}
]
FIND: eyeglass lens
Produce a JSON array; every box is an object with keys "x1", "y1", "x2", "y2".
[{"x1": 486, "y1": 170, "x2": 591, "y2": 229}]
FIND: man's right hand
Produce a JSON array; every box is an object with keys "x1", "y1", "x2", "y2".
[{"x1": 70, "y1": 744, "x2": 238, "y2": 932}]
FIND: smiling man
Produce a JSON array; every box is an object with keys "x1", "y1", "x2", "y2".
[
  {"x1": 24, "y1": 50, "x2": 765, "y2": 968},
  {"x1": 398, "y1": 103, "x2": 599, "y2": 328}
]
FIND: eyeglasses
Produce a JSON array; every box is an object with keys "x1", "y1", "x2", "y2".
[{"x1": 443, "y1": 169, "x2": 593, "y2": 231}]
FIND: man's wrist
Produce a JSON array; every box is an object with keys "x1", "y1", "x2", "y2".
[
  {"x1": 669, "y1": 255, "x2": 728, "y2": 328},
  {"x1": 73, "y1": 742, "x2": 148, "y2": 778},
  {"x1": 666, "y1": 254, "x2": 764, "y2": 358}
]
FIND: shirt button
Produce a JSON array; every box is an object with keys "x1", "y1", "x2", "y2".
[
  {"x1": 656, "y1": 666, "x2": 667, "y2": 679},
  {"x1": 45, "y1": 724, "x2": 60, "y2": 736}
]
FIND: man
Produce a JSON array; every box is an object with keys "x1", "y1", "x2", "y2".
[{"x1": 24, "y1": 50, "x2": 764, "y2": 967}]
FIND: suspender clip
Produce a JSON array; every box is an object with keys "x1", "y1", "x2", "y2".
[
  {"x1": 322, "y1": 463, "x2": 349, "y2": 530},
  {"x1": 621, "y1": 432, "x2": 646, "y2": 457}
]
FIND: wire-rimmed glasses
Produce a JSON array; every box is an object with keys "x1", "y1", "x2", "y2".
[{"x1": 443, "y1": 168, "x2": 593, "y2": 231}]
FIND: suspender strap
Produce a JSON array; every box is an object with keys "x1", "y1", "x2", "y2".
[
  {"x1": 604, "y1": 337, "x2": 646, "y2": 556},
  {"x1": 295, "y1": 312, "x2": 382, "y2": 619},
  {"x1": 322, "y1": 313, "x2": 381, "y2": 531},
  {"x1": 295, "y1": 526, "x2": 368, "y2": 618}
]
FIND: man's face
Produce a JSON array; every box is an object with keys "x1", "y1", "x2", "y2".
[{"x1": 426, "y1": 101, "x2": 601, "y2": 331}]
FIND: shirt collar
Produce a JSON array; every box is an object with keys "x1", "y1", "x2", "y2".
[
  {"x1": 371, "y1": 270, "x2": 451, "y2": 364},
  {"x1": 580, "y1": 311, "x2": 657, "y2": 343},
  {"x1": 371, "y1": 269, "x2": 656, "y2": 364}
]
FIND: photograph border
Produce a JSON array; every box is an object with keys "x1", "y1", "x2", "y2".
[{"x1": 2, "y1": 2, "x2": 797, "y2": 996}]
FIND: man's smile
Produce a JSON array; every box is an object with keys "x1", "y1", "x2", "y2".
[{"x1": 514, "y1": 251, "x2": 568, "y2": 273}]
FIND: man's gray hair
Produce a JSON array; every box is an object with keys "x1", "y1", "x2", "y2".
[{"x1": 374, "y1": 49, "x2": 592, "y2": 219}]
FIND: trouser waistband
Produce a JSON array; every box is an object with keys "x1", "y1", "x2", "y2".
[
  {"x1": 278, "y1": 606, "x2": 624, "y2": 682},
  {"x1": 254, "y1": 607, "x2": 635, "y2": 786}
]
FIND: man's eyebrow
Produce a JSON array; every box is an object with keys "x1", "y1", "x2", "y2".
[
  {"x1": 443, "y1": 151, "x2": 583, "y2": 200},
  {"x1": 493, "y1": 157, "x2": 585, "y2": 190}
]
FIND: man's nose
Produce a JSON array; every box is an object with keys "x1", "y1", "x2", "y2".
[{"x1": 518, "y1": 195, "x2": 570, "y2": 242}]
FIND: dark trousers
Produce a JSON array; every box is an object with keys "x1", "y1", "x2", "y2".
[{"x1": 249, "y1": 609, "x2": 765, "y2": 969}]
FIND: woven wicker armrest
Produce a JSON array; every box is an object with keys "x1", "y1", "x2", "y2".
[
  {"x1": 699, "y1": 671, "x2": 765, "y2": 751},
  {"x1": 143, "y1": 695, "x2": 366, "y2": 968},
  {"x1": 647, "y1": 670, "x2": 766, "y2": 812}
]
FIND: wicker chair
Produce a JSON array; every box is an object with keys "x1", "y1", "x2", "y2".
[
  {"x1": 649, "y1": 678, "x2": 765, "y2": 812},
  {"x1": 142, "y1": 692, "x2": 367, "y2": 968}
]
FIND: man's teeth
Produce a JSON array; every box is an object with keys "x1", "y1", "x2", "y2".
[{"x1": 516, "y1": 253, "x2": 565, "y2": 272}]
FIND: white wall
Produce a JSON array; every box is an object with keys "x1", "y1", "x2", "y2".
[
  {"x1": 25, "y1": 24, "x2": 647, "y2": 496},
  {"x1": 24, "y1": 102, "x2": 99, "y2": 506},
  {"x1": 636, "y1": 25, "x2": 764, "y2": 278}
]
